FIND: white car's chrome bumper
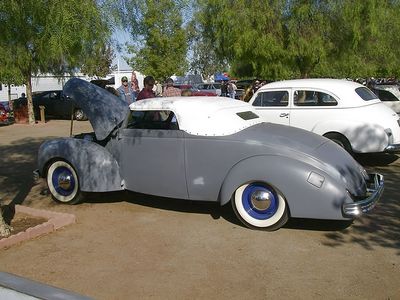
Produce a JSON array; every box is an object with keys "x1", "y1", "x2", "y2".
[
  {"x1": 384, "y1": 143, "x2": 400, "y2": 152},
  {"x1": 342, "y1": 173, "x2": 384, "y2": 217}
]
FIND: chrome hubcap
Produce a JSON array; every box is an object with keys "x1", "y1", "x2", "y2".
[
  {"x1": 250, "y1": 190, "x2": 272, "y2": 211},
  {"x1": 58, "y1": 172, "x2": 72, "y2": 190}
]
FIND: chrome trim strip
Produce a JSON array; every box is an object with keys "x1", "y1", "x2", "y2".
[
  {"x1": 342, "y1": 173, "x2": 384, "y2": 217},
  {"x1": 384, "y1": 143, "x2": 400, "y2": 152}
]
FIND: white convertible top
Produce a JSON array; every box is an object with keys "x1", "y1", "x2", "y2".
[{"x1": 129, "y1": 97, "x2": 263, "y2": 136}]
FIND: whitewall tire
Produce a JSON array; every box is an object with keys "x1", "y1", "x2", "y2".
[
  {"x1": 46, "y1": 160, "x2": 83, "y2": 204},
  {"x1": 232, "y1": 182, "x2": 289, "y2": 231}
]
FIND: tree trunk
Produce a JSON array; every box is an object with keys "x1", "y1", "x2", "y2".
[{"x1": 26, "y1": 74, "x2": 36, "y2": 125}]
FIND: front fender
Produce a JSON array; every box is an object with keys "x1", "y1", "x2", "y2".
[
  {"x1": 219, "y1": 155, "x2": 351, "y2": 220},
  {"x1": 38, "y1": 138, "x2": 123, "y2": 192}
]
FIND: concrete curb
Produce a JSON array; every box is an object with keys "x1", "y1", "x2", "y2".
[{"x1": 0, "y1": 205, "x2": 76, "y2": 249}]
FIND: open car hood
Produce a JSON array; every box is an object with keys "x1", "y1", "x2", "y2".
[{"x1": 63, "y1": 78, "x2": 129, "y2": 140}]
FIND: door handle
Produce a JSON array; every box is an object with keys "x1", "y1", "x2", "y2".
[{"x1": 279, "y1": 113, "x2": 289, "y2": 117}]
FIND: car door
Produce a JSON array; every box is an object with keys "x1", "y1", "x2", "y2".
[
  {"x1": 289, "y1": 89, "x2": 339, "y2": 132},
  {"x1": 250, "y1": 89, "x2": 290, "y2": 126},
  {"x1": 119, "y1": 110, "x2": 188, "y2": 199}
]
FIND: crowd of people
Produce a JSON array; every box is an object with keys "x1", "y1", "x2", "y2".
[
  {"x1": 116, "y1": 72, "x2": 184, "y2": 103},
  {"x1": 114, "y1": 71, "x2": 269, "y2": 104}
]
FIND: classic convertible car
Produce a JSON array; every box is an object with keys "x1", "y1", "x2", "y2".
[{"x1": 34, "y1": 78, "x2": 384, "y2": 230}]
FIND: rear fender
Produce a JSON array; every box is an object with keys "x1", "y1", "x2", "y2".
[
  {"x1": 38, "y1": 138, "x2": 123, "y2": 192},
  {"x1": 219, "y1": 155, "x2": 348, "y2": 220},
  {"x1": 313, "y1": 120, "x2": 388, "y2": 153}
]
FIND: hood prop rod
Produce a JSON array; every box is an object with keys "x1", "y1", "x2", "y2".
[{"x1": 69, "y1": 103, "x2": 74, "y2": 137}]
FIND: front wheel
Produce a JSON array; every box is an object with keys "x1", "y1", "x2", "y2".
[
  {"x1": 232, "y1": 182, "x2": 289, "y2": 231},
  {"x1": 46, "y1": 160, "x2": 83, "y2": 204}
]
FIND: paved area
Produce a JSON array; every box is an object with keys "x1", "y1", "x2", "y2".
[{"x1": 0, "y1": 120, "x2": 399, "y2": 299}]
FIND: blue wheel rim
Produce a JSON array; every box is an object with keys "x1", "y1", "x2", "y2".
[
  {"x1": 52, "y1": 166, "x2": 75, "y2": 196},
  {"x1": 242, "y1": 184, "x2": 278, "y2": 220}
]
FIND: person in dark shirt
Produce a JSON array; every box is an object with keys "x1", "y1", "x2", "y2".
[{"x1": 136, "y1": 76, "x2": 156, "y2": 101}]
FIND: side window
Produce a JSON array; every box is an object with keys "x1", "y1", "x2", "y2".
[
  {"x1": 376, "y1": 90, "x2": 398, "y2": 102},
  {"x1": 126, "y1": 110, "x2": 179, "y2": 130},
  {"x1": 252, "y1": 91, "x2": 289, "y2": 107},
  {"x1": 294, "y1": 90, "x2": 337, "y2": 106}
]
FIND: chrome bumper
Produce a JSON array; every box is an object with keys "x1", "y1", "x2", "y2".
[
  {"x1": 384, "y1": 143, "x2": 400, "y2": 152},
  {"x1": 342, "y1": 173, "x2": 384, "y2": 217}
]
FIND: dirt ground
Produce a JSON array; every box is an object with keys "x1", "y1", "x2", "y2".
[{"x1": 0, "y1": 120, "x2": 399, "y2": 300}]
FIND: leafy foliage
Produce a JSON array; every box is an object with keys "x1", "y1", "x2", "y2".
[
  {"x1": 108, "y1": 0, "x2": 188, "y2": 81},
  {"x1": 0, "y1": 0, "x2": 111, "y2": 123},
  {"x1": 193, "y1": 0, "x2": 400, "y2": 80}
]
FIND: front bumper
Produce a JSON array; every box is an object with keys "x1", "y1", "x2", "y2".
[
  {"x1": 342, "y1": 173, "x2": 384, "y2": 217},
  {"x1": 384, "y1": 143, "x2": 400, "y2": 153}
]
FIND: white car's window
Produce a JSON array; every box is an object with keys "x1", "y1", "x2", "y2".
[
  {"x1": 126, "y1": 110, "x2": 179, "y2": 130},
  {"x1": 355, "y1": 87, "x2": 377, "y2": 101},
  {"x1": 373, "y1": 89, "x2": 399, "y2": 102},
  {"x1": 252, "y1": 91, "x2": 289, "y2": 107},
  {"x1": 294, "y1": 90, "x2": 337, "y2": 106}
]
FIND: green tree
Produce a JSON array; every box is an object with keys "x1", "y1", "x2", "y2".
[
  {"x1": 285, "y1": 1, "x2": 332, "y2": 78},
  {"x1": 125, "y1": 0, "x2": 188, "y2": 81},
  {"x1": 195, "y1": 0, "x2": 290, "y2": 80},
  {"x1": 81, "y1": 43, "x2": 115, "y2": 77},
  {"x1": 187, "y1": 16, "x2": 228, "y2": 80},
  {"x1": 329, "y1": 0, "x2": 400, "y2": 78},
  {"x1": 0, "y1": 0, "x2": 111, "y2": 124},
  {"x1": 194, "y1": 0, "x2": 400, "y2": 80}
]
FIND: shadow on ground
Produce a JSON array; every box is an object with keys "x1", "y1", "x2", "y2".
[
  {"x1": 0, "y1": 137, "x2": 49, "y2": 206},
  {"x1": 321, "y1": 153, "x2": 400, "y2": 255},
  {"x1": 354, "y1": 153, "x2": 399, "y2": 166}
]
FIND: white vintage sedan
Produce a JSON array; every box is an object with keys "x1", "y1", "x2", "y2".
[{"x1": 249, "y1": 79, "x2": 400, "y2": 154}]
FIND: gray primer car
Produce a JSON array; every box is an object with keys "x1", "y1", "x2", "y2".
[{"x1": 35, "y1": 78, "x2": 384, "y2": 230}]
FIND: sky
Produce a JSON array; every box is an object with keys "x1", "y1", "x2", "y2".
[{"x1": 112, "y1": 29, "x2": 131, "y2": 71}]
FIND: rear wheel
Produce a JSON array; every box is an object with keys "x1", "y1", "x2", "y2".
[
  {"x1": 324, "y1": 132, "x2": 353, "y2": 155},
  {"x1": 232, "y1": 182, "x2": 289, "y2": 231},
  {"x1": 46, "y1": 160, "x2": 83, "y2": 204}
]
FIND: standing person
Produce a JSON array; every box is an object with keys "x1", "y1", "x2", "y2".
[
  {"x1": 153, "y1": 80, "x2": 163, "y2": 97},
  {"x1": 221, "y1": 81, "x2": 228, "y2": 97},
  {"x1": 130, "y1": 71, "x2": 140, "y2": 99},
  {"x1": 136, "y1": 76, "x2": 156, "y2": 100},
  {"x1": 117, "y1": 76, "x2": 135, "y2": 104},
  {"x1": 227, "y1": 81, "x2": 237, "y2": 99},
  {"x1": 163, "y1": 78, "x2": 181, "y2": 97}
]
